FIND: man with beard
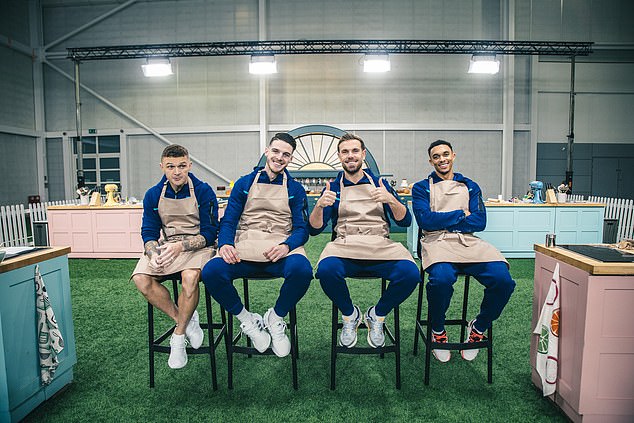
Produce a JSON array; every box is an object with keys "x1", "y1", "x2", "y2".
[
  {"x1": 309, "y1": 133, "x2": 420, "y2": 349},
  {"x1": 412, "y1": 139, "x2": 515, "y2": 363},
  {"x1": 202, "y1": 133, "x2": 312, "y2": 358}
]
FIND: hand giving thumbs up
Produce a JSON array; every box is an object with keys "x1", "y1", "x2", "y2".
[{"x1": 316, "y1": 181, "x2": 337, "y2": 209}]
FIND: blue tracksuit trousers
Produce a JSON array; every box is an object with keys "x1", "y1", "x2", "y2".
[
  {"x1": 425, "y1": 261, "x2": 516, "y2": 332},
  {"x1": 316, "y1": 257, "x2": 420, "y2": 317},
  {"x1": 201, "y1": 254, "x2": 313, "y2": 317}
]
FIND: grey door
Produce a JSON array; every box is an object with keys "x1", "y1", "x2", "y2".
[{"x1": 592, "y1": 157, "x2": 634, "y2": 199}]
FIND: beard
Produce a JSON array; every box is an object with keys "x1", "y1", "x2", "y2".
[{"x1": 343, "y1": 160, "x2": 363, "y2": 176}]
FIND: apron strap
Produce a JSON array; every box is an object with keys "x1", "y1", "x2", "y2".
[
  {"x1": 428, "y1": 177, "x2": 435, "y2": 212},
  {"x1": 160, "y1": 176, "x2": 196, "y2": 201}
]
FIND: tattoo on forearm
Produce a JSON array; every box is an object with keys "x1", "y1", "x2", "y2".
[
  {"x1": 182, "y1": 235, "x2": 206, "y2": 251},
  {"x1": 144, "y1": 240, "x2": 160, "y2": 259}
]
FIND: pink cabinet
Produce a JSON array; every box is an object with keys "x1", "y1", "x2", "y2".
[
  {"x1": 48, "y1": 206, "x2": 144, "y2": 258},
  {"x1": 531, "y1": 245, "x2": 634, "y2": 423}
]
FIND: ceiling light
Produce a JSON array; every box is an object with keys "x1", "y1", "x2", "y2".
[
  {"x1": 363, "y1": 54, "x2": 391, "y2": 73},
  {"x1": 468, "y1": 54, "x2": 500, "y2": 74},
  {"x1": 142, "y1": 58, "x2": 173, "y2": 77},
  {"x1": 249, "y1": 55, "x2": 277, "y2": 74}
]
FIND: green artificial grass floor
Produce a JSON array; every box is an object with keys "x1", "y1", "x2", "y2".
[{"x1": 24, "y1": 233, "x2": 567, "y2": 422}]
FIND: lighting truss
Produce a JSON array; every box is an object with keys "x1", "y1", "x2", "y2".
[{"x1": 67, "y1": 39, "x2": 593, "y2": 61}]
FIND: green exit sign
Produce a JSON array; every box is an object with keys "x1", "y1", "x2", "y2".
[{"x1": 88, "y1": 128, "x2": 97, "y2": 134}]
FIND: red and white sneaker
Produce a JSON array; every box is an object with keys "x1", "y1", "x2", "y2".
[
  {"x1": 461, "y1": 320, "x2": 487, "y2": 361},
  {"x1": 431, "y1": 330, "x2": 451, "y2": 363}
]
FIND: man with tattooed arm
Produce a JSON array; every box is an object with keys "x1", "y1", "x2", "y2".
[{"x1": 131, "y1": 144, "x2": 218, "y2": 369}]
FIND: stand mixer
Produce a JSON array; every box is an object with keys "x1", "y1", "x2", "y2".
[
  {"x1": 529, "y1": 180, "x2": 544, "y2": 204},
  {"x1": 104, "y1": 184, "x2": 120, "y2": 206}
]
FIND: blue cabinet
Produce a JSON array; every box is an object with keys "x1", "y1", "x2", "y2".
[
  {"x1": 407, "y1": 203, "x2": 605, "y2": 259},
  {"x1": 478, "y1": 207, "x2": 556, "y2": 258},
  {"x1": 0, "y1": 248, "x2": 76, "y2": 422},
  {"x1": 555, "y1": 207, "x2": 605, "y2": 245}
]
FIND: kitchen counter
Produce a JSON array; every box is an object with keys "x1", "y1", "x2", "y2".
[
  {"x1": 47, "y1": 203, "x2": 226, "y2": 259},
  {"x1": 0, "y1": 247, "x2": 76, "y2": 422},
  {"x1": 484, "y1": 201, "x2": 605, "y2": 207},
  {"x1": 47, "y1": 204, "x2": 142, "y2": 210},
  {"x1": 531, "y1": 245, "x2": 634, "y2": 422},
  {"x1": 407, "y1": 202, "x2": 606, "y2": 258},
  {"x1": 48, "y1": 205, "x2": 144, "y2": 258}
]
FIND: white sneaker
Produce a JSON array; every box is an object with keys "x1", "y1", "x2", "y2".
[
  {"x1": 185, "y1": 310, "x2": 204, "y2": 349},
  {"x1": 168, "y1": 333, "x2": 188, "y2": 369},
  {"x1": 364, "y1": 307, "x2": 385, "y2": 348},
  {"x1": 339, "y1": 305, "x2": 361, "y2": 348},
  {"x1": 461, "y1": 319, "x2": 486, "y2": 361},
  {"x1": 264, "y1": 308, "x2": 291, "y2": 358},
  {"x1": 240, "y1": 312, "x2": 271, "y2": 353}
]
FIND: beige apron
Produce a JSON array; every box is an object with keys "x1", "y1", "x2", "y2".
[
  {"x1": 318, "y1": 172, "x2": 415, "y2": 264},
  {"x1": 233, "y1": 170, "x2": 307, "y2": 262},
  {"x1": 420, "y1": 177, "x2": 507, "y2": 270},
  {"x1": 132, "y1": 176, "x2": 215, "y2": 276}
]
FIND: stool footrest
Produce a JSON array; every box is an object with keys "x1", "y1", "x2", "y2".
[
  {"x1": 153, "y1": 328, "x2": 175, "y2": 345},
  {"x1": 232, "y1": 345, "x2": 280, "y2": 356},
  {"x1": 335, "y1": 345, "x2": 398, "y2": 355}
]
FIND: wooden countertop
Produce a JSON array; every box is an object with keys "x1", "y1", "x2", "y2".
[
  {"x1": 48, "y1": 204, "x2": 142, "y2": 210},
  {"x1": 0, "y1": 246, "x2": 71, "y2": 273},
  {"x1": 485, "y1": 202, "x2": 604, "y2": 207},
  {"x1": 534, "y1": 244, "x2": 634, "y2": 275}
]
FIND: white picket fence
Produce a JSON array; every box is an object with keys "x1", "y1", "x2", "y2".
[
  {"x1": 0, "y1": 204, "x2": 31, "y2": 247},
  {"x1": 587, "y1": 196, "x2": 634, "y2": 242},
  {"x1": 0, "y1": 200, "x2": 79, "y2": 247}
]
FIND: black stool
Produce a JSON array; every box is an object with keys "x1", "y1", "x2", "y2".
[
  {"x1": 413, "y1": 228, "x2": 493, "y2": 385},
  {"x1": 148, "y1": 274, "x2": 227, "y2": 389},
  {"x1": 330, "y1": 277, "x2": 401, "y2": 390},
  {"x1": 226, "y1": 277, "x2": 299, "y2": 390}
]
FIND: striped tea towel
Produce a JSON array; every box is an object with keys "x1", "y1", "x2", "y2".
[{"x1": 35, "y1": 264, "x2": 65, "y2": 385}]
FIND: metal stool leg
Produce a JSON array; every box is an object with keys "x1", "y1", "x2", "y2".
[
  {"x1": 227, "y1": 311, "x2": 234, "y2": 390},
  {"x1": 487, "y1": 326, "x2": 493, "y2": 383},
  {"x1": 203, "y1": 287, "x2": 218, "y2": 391},
  {"x1": 330, "y1": 303, "x2": 338, "y2": 390},
  {"x1": 424, "y1": 306, "x2": 432, "y2": 386},
  {"x1": 290, "y1": 307, "x2": 298, "y2": 390},
  {"x1": 148, "y1": 301, "x2": 155, "y2": 388},
  {"x1": 293, "y1": 311, "x2": 300, "y2": 359},
  {"x1": 413, "y1": 277, "x2": 424, "y2": 356},
  {"x1": 380, "y1": 279, "x2": 387, "y2": 359},
  {"x1": 394, "y1": 304, "x2": 401, "y2": 389},
  {"x1": 460, "y1": 276, "x2": 471, "y2": 342},
  {"x1": 242, "y1": 278, "x2": 253, "y2": 357}
]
